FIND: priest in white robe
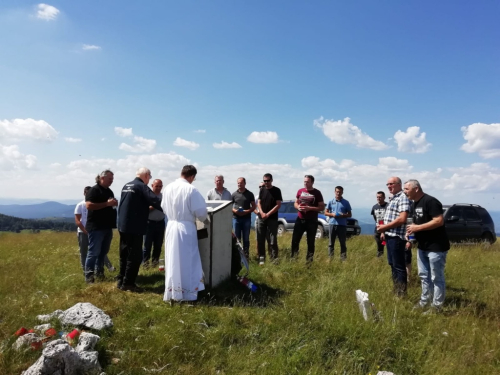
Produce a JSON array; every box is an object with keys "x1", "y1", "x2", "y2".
[{"x1": 162, "y1": 165, "x2": 208, "y2": 302}]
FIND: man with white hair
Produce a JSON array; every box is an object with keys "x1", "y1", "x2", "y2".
[
  {"x1": 404, "y1": 179, "x2": 450, "y2": 314},
  {"x1": 117, "y1": 167, "x2": 162, "y2": 292},
  {"x1": 206, "y1": 175, "x2": 232, "y2": 200}
]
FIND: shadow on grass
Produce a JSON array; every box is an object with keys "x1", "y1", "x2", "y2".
[
  {"x1": 197, "y1": 277, "x2": 287, "y2": 307},
  {"x1": 445, "y1": 286, "x2": 489, "y2": 317},
  {"x1": 136, "y1": 273, "x2": 165, "y2": 294}
]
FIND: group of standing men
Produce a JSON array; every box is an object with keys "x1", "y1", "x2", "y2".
[
  {"x1": 74, "y1": 165, "x2": 207, "y2": 301},
  {"x1": 75, "y1": 167, "x2": 450, "y2": 310},
  {"x1": 207, "y1": 174, "x2": 354, "y2": 265}
]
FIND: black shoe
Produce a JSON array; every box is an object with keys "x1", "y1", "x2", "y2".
[
  {"x1": 85, "y1": 275, "x2": 95, "y2": 284},
  {"x1": 142, "y1": 261, "x2": 150, "y2": 269},
  {"x1": 95, "y1": 273, "x2": 105, "y2": 281},
  {"x1": 377, "y1": 251, "x2": 384, "y2": 258},
  {"x1": 120, "y1": 284, "x2": 144, "y2": 293}
]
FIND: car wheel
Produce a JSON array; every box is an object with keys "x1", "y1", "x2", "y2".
[
  {"x1": 481, "y1": 232, "x2": 494, "y2": 244},
  {"x1": 277, "y1": 224, "x2": 285, "y2": 236},
  {"x1": 315, "y1": 225, "x2": 324, "y2": 239}
]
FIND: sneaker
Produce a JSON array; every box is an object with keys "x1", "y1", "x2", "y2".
[
  {"x1": 259, "y1": 257, "x2": 265, "y2": 266},
  {"x1": 95, "y1": 273, "x2": 105, "y2": 281},
  {"x1": 142, "y1": 261, "x2": 150, "y2": 269},
  {"x1": 377, "y1": 251, "x2": 384, "y2": 258},
  {"x1": 85, "y1": 275, "x2": 95, "y2": 284},
  {"x1": 340, "y1": 254, "x2": 347, "y2": 262}
]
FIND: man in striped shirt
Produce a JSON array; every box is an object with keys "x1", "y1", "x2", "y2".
[{"x1": 377, "y1": 176, "x2": 410, "y2": 296}]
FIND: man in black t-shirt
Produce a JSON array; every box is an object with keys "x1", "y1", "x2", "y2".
[
  {"x1": 257, "y1": 173, "x2": 282, "y2": 264},
  {"x1": 370, "y1": 191, "x2": 388, "y2": 258},
  {"x1": 404, "y1": 179, "x2": 450, "y2": 313},
  {"x1": 85, "y1": 169, "x2": 118, "y2": 284}
]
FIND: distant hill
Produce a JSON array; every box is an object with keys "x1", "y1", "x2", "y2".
[
  {"x1": 0, "y1": 201, "x2": 76, "y2": 219},
  {"x1": 0, "y1": 213, "x2": 76, "y2": 232}
]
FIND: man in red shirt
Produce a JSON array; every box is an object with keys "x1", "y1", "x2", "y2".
[{"x1": 291, "y1": 175, "x2": 325, "y2": 262}]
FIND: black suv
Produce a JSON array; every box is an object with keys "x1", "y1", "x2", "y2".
[
  {"x1": 443, "y1": 204, "x2": 496, "y2": 244},
  {"x1": 276, "y1": 200, "x2": 361, "y2": 239}
]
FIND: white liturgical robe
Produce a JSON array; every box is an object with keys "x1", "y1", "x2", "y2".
[{"x1": 162, "y1": 178, "x2": 208, "y2": 301}]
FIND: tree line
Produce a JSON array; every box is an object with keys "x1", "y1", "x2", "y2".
[{"x1": 0, "y1": 213, "x2": 76, "y2": 233}]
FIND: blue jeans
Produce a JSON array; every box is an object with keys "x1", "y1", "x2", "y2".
[
  {"x1": 233, "y1": 216, "x2": 251, "y2": 255},
  {"x1": 78, "y1": 232, "x2": 113, "y2": 271},
  {"x1": 417, "y1": 249, "x2": 448, "y2": 308},
  {"x1": 386, "y1": 236, "x2": 407, "y2": 296},
  {"x1": 328, "y1": 225, "x2": 347, "y2": 258},
  {"x1": 85, "y1": 229, "x2": 113, "y2": 278}
]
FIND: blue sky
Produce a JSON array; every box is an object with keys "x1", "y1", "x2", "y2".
[{"x1": 0, "y1": 1, "x2": 499, "y2": 211}]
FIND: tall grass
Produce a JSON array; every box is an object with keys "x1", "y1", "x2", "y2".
[{"x1": 1, "y1": 231, "x2": 500, "y2": 374}]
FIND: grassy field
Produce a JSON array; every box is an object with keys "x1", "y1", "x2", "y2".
[{"x1": 1, "y1": 231, "x2": 500, "y2": 374}]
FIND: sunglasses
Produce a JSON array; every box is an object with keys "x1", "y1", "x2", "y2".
[
  {"x1": 263, "y1": 180, "x2": 271, "y2": 183},
  {"x1": 386, "y1": 182, "x2": 400, "y2": 186}
]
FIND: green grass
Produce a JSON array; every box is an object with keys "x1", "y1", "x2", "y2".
[{"x1": 1, "y1": 231, "x2": 500, "y2": 374}]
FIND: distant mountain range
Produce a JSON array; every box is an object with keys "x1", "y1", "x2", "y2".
[
  {"x1": 0, "y1": 201, "x2": 498, "y2": 236},
  {"x1": 0, "y1": 201, "x2": 76, "y2": 219}
]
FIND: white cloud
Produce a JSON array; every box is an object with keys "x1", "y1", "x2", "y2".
[
  {"x1": 461, "y1": 122, "x2": 500, "y2": 159},
  {"x1": 314, "y1": 117, "x2": 388, "y2": 150},
  {"x1": 82, "y1": 44, "x2": 101, "y2": 51},
  {"x1": 0, "y1": 118, "x2": 58, "y2": 142},
  {"x1": 65, "y1": 137, "x2": 82, "y2": 143},
  {"x1": 0, "y1": 144, "x2": 37, "y2": 170},
  {"x1": 119, "y1": 136, "x2": 156, "y2": 153},
  {"x1": 36, "y1": 4, "x2": 59, "y2": 21},
  {"x1": 194, "y1": 129, "x2": 206, "y2": 133},
  {"x1": 377, "y1": 157, "x2": 412, "y2": 172},
  {"x1": 50, "y1": 163, "x2": 61, "y2": 168},
  {"x1": 114, "y1": 127, "x2": 133, "y2": 137},
  {"x1": 173, "y1": 137, "x2": 200, "y2": 150},
  {"x1": 393, "y1": 126, "x2": 431, "y2": 153},
  {"x1": 213, "y1": 141, "x2": 242, "y2": 149},
  {"x1": 247, "y1": 131, "x2": 279, "y2": 144}
]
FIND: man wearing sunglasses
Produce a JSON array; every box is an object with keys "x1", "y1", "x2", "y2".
[
  {"x1": 377, "y1": 176, "x2": 410, "y2": 297},
  {"x1": 257, "y1": 173, "x2": 282, "y2": 265}
]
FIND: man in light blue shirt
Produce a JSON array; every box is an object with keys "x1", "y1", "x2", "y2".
[{"x1": 325, "y1": 186, "x2": 352, "y2": 260}]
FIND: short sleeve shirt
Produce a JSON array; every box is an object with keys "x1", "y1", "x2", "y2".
[
  {"x1": 258, "y1": 186, "x2": 283, "y2": 221},
  {"x1": 85, "y1": 184, "x2": 117, "y2": 231},
  {"x1": 231, "y1": 189, "x2": 255, "y2": 218},
  {"x1": 74, "y1": 200, "x2": 87, "y2": 233},
  {"x1": 206, "y1": 188, "x2": 232, "y2": 201},
  {"x1": 326, "y1": 198, "x2": 352, "y2": 226},
  {"x1": 296, "y1": 188, "x2": 324, "y2": 220},
  {"x1": 413, "y1": 194, "x2": 450, "y2": 252},
  {"x1": 371, "y1": 202, "x2": 388, "y2": 232},
  {"x1": 383, "y1": 190, "x2": 410, "y2": 239}
]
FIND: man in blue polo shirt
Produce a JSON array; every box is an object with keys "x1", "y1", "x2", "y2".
[{"x1": 325, "y1": 186, "x2": 352, "y2": 261}]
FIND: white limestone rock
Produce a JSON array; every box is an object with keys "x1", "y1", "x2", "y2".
[
  {"x1": 76, "y1": 332, "x2": 100, "y2": 353},
  {"x1": 36, "y1": 309, "x2": 64, "y2": 323},
  {"x1": 22, "y1": 339, "x2": 101, "y2": 375},
  {"x1": 13, "y1": 333, "x2": 42, "y2": 351},
  {"x1": 60, "y1": 303, "x2": 113, "y2": 330}
]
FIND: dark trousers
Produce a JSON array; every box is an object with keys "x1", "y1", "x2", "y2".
[
  {"x1": 257, "y1": 218, "x2": 278, "y2": 259},
  {"x1": 328, "y1": 225, "x2": 347, "y2": 258},
  {"x1": 374, "y1": 232, "x2": 385, "y2": 255},
  {"x1": 386, "y1": 235, "x2": 407, "y2": 296},
  {"x1": 118, "y1": 232, "x2": 144, "y2": 287},
  {"x1": 291, "y1": 219, "x2": 318, "y2": 261},
  {"x1": 142, "y1": 220, "x2": 165, "y2": 264}
]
